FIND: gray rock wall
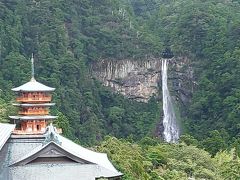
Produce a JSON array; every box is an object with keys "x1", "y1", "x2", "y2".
[
  {"x1": 169, "y1": 57, "x2": 195, "y2": 106},
  {"x1": 91, "y1": 57, "x2": 195, "y2": 105}
]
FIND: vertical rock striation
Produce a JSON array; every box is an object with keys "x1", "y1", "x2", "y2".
[
  {"x1": 91, "y1": 57, "x2": 195, "y2": 138},
  {"x1": 91, "y1": 57, "x2": 195, "y2": 104},
  {"x1": 91, "y1": 59, "x2": 162, "y2": 102}
]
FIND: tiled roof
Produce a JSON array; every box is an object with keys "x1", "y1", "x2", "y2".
[
  {"x1": 0, "y1": 123, "x2": 15, "y2": 151},
  {"x1": 59, "y1": 135, "x2": 120, "y2": 173},
  {"x1": 13, "y1": 103, "x2": 55, "y2": 107},
  {"x1": 12, "y1": 78, "x2": 55, "y2": 92},
  {"x1": 11, "y1": 124, "x2": 121, "y2": 174},
  {"x1": 0, "y1": 125, "x2": 122, "y2": 179},
  {"x1": 10, "y1": 164, "x2": 122, "y2": 180},
  {"x1": 9, "y1": 115, "x2": 57, "y2": 120}
]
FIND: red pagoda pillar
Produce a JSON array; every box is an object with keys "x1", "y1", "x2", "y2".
[{"x1": 9, "y1": 55, "x2": 57, "y2": 135}]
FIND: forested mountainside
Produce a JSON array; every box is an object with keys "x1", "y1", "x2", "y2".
[
  {"x1": 0, "y1": 0, "x2": 162, "y2": 145},
  {"x1": 1, "y1": 1, "x2": 240, "y2": 178},
  {"x1": 128, "y1": 0, "x2": 240, "y2": 155}
]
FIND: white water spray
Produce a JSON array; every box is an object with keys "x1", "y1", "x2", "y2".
[{"x1": 162, "y1": 59, "x2": 180, "y2": 143}]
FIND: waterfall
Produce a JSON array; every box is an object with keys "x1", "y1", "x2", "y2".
[{"x1": 162, "y1": 59, "x2": 180, "y2": 143}]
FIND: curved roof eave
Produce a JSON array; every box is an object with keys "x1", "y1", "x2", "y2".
[
  {"x1": 58, "y1": 135, "x2": 120, "y2": 173},
  {"x1": 10, "y1": 140, "x2": 122, "y2": 177},
  {"x1": 0, "y1": 123, "x2": 16, "y2": 151},
  {"x1": 9, "y1": 116, "x2": 57, "y2": 120},
  {"x1": 12, "y1": 103, "x2": 56, "y2": 107},
  {"x1": 12, "y1": 79, "x2": 55, "y2": 92}
]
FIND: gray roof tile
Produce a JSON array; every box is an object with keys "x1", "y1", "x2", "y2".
[{"x1": 0, "y1": 123, "x2": 15, "y2": 151}]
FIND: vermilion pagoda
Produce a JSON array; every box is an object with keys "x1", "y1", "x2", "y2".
[
  {"x1": 1, "y1": 55, "x2": 122, "y2": 180},
  {"x1": 9, "y1": 55, "x2": 57, "y2": 134}
]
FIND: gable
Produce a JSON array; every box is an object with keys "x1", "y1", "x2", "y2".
[
  {"x1": 11, "y1": 142, "x2": 92, "y2": 166},
  {"x1": 28, "y1": 156, "x2": 78, "y2": 164}
]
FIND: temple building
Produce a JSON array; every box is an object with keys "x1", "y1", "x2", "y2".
[
  {"x1": 0, "y1": 55, "x2": 122, "y2": 180},
  {"x1": 9, "y1": 56, "x2": 57, "y2": 134}
]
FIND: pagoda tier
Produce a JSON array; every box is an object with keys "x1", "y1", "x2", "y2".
[
  {"x1": 19, "y1": 108, "x2": 49, "y2": 115},
  {"x1": 9, "y1": 115, "x2": 57, "y2": 120},
  {"x1": 10, "y1": 56, "x2": 58, "y2": 135},
  {"x1": 11, "y1": 120, "x2": 61, "y2": 135},
  {"x1": 13, "y1": 103, "x2": 55, "y2": 107},
  {"x1": 15, "y1": 92, "x2": 52, "y2": 103},
  {"x1": 10, "y1": 93, "x2": 57, "y2": 134},
  {"x1": 13, "y1": 103, "x2": 55, "y2": 116},
  {"x1": 11, "y1": 78, "x2": 55, "y2": 92}
]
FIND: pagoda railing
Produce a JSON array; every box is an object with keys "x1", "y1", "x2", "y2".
[
  {"x1": 13, "y1": 128, "x2": 62, "y2": 135},
  {"x1": 18, "y1": 110, "x2": 49, "y2": 115},
  {"x1": 16, "y1": 96, "x2": 52, "y2": 102}
]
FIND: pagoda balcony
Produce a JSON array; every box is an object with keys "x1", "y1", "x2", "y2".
[
  {"x1": 18, "y1": 110, "x2": 49, "y2": 115},
  {"x1": 16, "y1": 96, "x2": 52, "y2": 103},
  {"x1": 13, "y1": 128, "x2": 62, "y2": 135}
]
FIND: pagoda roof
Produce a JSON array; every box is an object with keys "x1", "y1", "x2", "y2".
[
  {"x1": 13, "y1": 103, "x2": 55, "y2": 107},
  {"x1": 12, "y1": 78, "x2": 55, "y2": 92},
  {"x1": 9, "y1": 115, "x2": 57, "y2": 120},
  {"x1": 0, "y1": 123, "x2": 15, "y2": 151}
]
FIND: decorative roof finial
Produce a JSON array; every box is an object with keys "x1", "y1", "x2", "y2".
[
  {"x1": 43, "y1": 123, "x2": 62, "y2": 146},
  {"x1": 31, "y1": 53, "x2": 36, "y2": 82}
]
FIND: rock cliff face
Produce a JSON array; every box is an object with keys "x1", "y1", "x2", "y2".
[
  {"x1": 90, "y1": 57, "x2": 195, "y2": 105},
  {"x1": 91, "y1": 58, "x2": 161, "y2": 102},
  {"x1": 169, "y1": 57, "x2": 195, "y2": 106}
]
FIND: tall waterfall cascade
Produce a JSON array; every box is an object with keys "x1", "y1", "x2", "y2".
[{"x1": 162, "y1": 59, "x2": 180, "y2": 143}]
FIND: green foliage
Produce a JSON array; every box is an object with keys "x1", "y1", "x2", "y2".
[
  {"x1": 179, "y1": 134, "x2": 199, "y2": 147},
  {"x1": 214, "y1": 149, "x2": 240, "y2": 179},
  {"x1": 97, "y1": 136, "x2": 151, "y2": 179},
  {"x1": 0, "y1": 98, "x2": 8, "y2": 123},
  {"x1": 97, "y1": 136, "x2": 240, "y2": 179},
  {"x1": 1, "y1": 0, "x2": 240, "y2": 159},
  {"x1": 202, "y1": 130, "x2": 229, "y2": 156},
  {"x1": 166, "y1": 144, "x2": 217, "y2": 179},
  {"x1": 137, "y1": 0, "x2": 240, "y2": 155},
  {"x1": 0, "y1": 94, "x2": 15, "y2": 123},
  {"x1": 54, "y1": 112, "x2": 74, "y2": 139},
  {"x1": 0, "y1": 0, "x2": 161, "y2": 145}
]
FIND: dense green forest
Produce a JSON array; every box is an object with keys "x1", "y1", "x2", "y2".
[
  {"x1": 96, "y1": 136, "x2": 240, "y2": 179},
  {"x1": 145, "y1": 0, "x2": 240, "y2": 156},
  {"x1": 0, "y1": 0, "x2": 162, "y2": 145},
  {"x1": 1, "y1": 0, "x2": 240, "y2": 179}
]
